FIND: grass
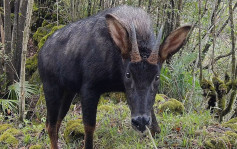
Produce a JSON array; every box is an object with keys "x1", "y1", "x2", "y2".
[{"x1": 0, "y1": 101, "x2": 219, "y2": 149}]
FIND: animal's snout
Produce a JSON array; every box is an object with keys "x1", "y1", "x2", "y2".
[{"x1": 131, "y1": 115, "x2": 151, "y2": 132}]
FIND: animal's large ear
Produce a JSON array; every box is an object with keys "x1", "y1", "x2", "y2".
[
  {"x1": 106, "y1": 14, "x2": 130, "y2": 59},
  {"x1": 159, "y1": 25, "x2": 191, "y2": 63}
]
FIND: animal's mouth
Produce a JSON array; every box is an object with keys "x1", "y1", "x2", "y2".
[{"x1": 132, "y1": 124, "x2": 148, "y2": 133}]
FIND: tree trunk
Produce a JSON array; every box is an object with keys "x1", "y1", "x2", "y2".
[
  {"x1": 14, "y1": 0, "x2": 28, "y2": 78},
  {"x1": 198, "y1": 0, "x2": 202, "y2": 82},
  {"x1": 201, "y1": 1, "x2": 237, "y2": 59},
  {"x1": 11, "y1": 0, "x2": 20, "y2": 80},
  {"x1": 0, "y1": 12, "x2": 4, "y2": 75},
  {"x1": 19, "y1": 0, "x2": 34, "y2": 121},
  {"x1": 176, "y1": 0, "x2": 182, "y2": 28},
  {"x1": 229, "y1": 0, "x2": 236, "y2": 80},
  {"x1": 4, "y1": 0, "x2": 14, "y2": 85}
]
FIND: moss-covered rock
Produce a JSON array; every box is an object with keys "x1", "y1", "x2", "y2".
[
  {"x1": 0, "y1": 132, "x2": 19, "y2": 147},
  {"x1": 4, "y1": 128, "x2": 21, "y2": 136},
  {"x1": 0, "y1": 124, "x2": 12, "y2": 134},
  {"x1": 29, "y1": 144, "x2": 43, "y2": 149},
  {"x1": 155, "y1": 94, "x2": 168, "y2": 102},
  {"x1": 64, "y1": 119, "x2": 84, "y2": 143},
  {"x1": 159, "y1": 98, "x2": 184, "y2": 115}
]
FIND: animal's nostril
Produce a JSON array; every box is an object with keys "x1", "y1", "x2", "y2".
[
  {"x1": 132, "y1": 118, "x2": 139, "y2": 126},
  {"x1": 143, "y1": 116, "x2": 150, "y2": 125}
]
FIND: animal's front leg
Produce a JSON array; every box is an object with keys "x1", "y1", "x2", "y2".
[
  {"x1": 81, "y1": 89, "x2": 100, "y2": 149},
  {"x1": 150, "y1": 107, "x2": 161, "y2": 136}
]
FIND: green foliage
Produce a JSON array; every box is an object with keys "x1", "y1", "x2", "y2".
[
  {"x1": 29, "y1": 144, "x2": 43, "y2": 149},
  {"x1": 7, "y1": 81, "x2": 38, "y2": 101},
  {"x1": 35, "y1": 85, "x2": 46, "y2": 120},
  {"x1": 159, "y1": 52, "x2": 201, "y2": 108},
  {"x1": 0, "y1": 81, "x2": 38, "y2": 114}
]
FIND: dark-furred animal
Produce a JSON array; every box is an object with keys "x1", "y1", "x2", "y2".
[{"x1": 38, "y1": 5, "x2": 191, "y2": 149}]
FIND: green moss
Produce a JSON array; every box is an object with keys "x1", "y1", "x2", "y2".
[
  {"x1": 42, "y1": 20, "x2": 49, "y2": 27},
  {"x1": 201, "y1": 78, "x2": 215, "y2": 90},
  {"x1": 35, "y1": 85, "x2": 46, "y2": 119},
  {"x1": 225, "y1": 131, "x2": 237, "y2": 145},
  {"x1": 222, "y1": 118, "x2": 237, "y2": 131},
  {"x1": 155, "y1": 94, "x2": 167, "y2": 102},
  {"x1": 0, "y1": 124, "x2": 12, "y2": 134},
  {"x1": 38, "y1": 25, "x2": 65, "y2": 49},
  {"x1": 204, "y1": 136, "x2": 230, "y2": 149},
  {"x1": 26, "y1": 54, "x2": 38, "y2": 76},
  {"x1": 29, "y1": 69, "x2": 41, "y2": 85},
  {"x1": 64, "y1": 119, "x2": 84, "y2": 143},
  {"x1": 159, "y1": 98, "x2": 184, "y2": 115},
  {"x1": 232, "y1": 80, "x2": 237, "y2": 90},
  {"x1": 97, "y1": 105, "x2": 113, "y2": 112},
  {"x1": 4, "y1": 128, "x2": 21, "y2": 136},
  {"x1": 33, "y1": 24, "x2": 55, "y2": 44},
  {"x1": 29, "y1": 144, "x2": 43, "y2": 149},
  {"x1": 224, "y1": 72, "x2": 230, "y2": 84},
  {"x1": 27, "y1": 25, "x2": 65, "y2": 75},
  {"x1": 0, "y1": 132, "x2": 18, "y2": 147},
  {"x1": 98, "y1": 96, "x2": 108, "y2": 105}
]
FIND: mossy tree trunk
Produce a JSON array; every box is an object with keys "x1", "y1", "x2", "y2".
[
  {"x1": 229, "y1": 0, "x2": 236, "y2": 80},
  {"x1": 19, "y1": 0, "x2": 34, "y2": 121}
]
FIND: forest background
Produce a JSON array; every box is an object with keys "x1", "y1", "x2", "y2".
[{"x1": 0, "y1": 0, "x2": 237, "y2": 148}]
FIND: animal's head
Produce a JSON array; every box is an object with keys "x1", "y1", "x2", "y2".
[{"x1": 106, "y1": 13, "x2": 191, "y2": 133}]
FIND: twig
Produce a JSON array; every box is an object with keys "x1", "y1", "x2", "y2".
[{"x1": 146, "y1": 126, "x2": 158, "y2": 149}]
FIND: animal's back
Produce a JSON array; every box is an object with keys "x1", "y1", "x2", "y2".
[{"x1": 38, "y1": 5, "x2": 154, "y2": 92}]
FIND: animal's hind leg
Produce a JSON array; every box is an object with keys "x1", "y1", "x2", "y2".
[
  {"x1": 43, "y1": 83, "x2": 63, "y2": 149},
  {"x1": 56, "y1": 92, "x2": 76, "y2": 135}
]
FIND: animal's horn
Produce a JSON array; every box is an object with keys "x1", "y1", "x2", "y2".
[
  {"x1": 130, "y1": 24, "x2": 142, "y2": 62},
  {"x1": 147, "y1": 25, "x2": 164, "y2": 65}
]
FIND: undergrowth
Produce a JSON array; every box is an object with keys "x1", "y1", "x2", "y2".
[{"x1": 0, "y1": 101, "x2": 217, "y2": 149}]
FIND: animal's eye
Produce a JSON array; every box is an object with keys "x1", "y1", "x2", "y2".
[
  {"x1": 126, "y1": 72, "x2": 131, "y2": 79},
  {"x1": 155, "y1": 75, "x2": 160, "y2": 81}
]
